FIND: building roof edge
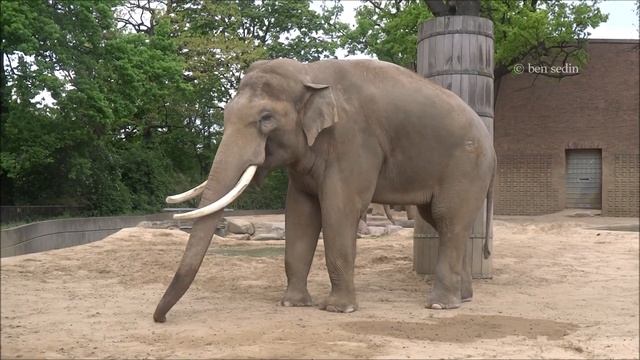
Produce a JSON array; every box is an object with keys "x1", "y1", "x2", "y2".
[{"x1": 587, "y1": 38, "x2": 639, "y2": 44}]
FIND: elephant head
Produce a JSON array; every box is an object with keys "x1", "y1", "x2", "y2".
[{"x1": 153, "y1": 59, "x2": 339, "y2": 322}]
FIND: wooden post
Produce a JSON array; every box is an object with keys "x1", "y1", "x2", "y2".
[{"x1": 414, "y1": 16, "x2": 494, "y2": 279}]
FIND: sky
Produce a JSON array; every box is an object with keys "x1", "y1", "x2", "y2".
[{"x1": 587, "y1": 1, "x2": 639, "y2": 39}]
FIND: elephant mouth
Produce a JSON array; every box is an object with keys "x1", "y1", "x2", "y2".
[
  {"x1": 167, "y1": 165, "x2": 258, "y2": 220},
  {"x1": 252, "y1": 166, "x2": 270, "y2": 187}
]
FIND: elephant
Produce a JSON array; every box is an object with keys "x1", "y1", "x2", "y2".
[
  {"x1": 153, "y1": 58, "x2": 496, "y2": 323},
  {"x1": 407, "y1": 205, "x2": 417, "y2": 220},
  {"x1": 375, "y1": 204, "x2": 418, "y2": 223},
  {"x1": 361, "y1": 203, "x2": 396, "y2": 225}
]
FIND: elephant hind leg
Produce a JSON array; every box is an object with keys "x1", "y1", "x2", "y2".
[
  {"x1": 418, "y1": 198, "x2": 478, "y2": 309},
  {"x1": 426, "y1": 226, "x2": 473, "y2": 309},
  {"x1": 406, "y1": 205, "x2": 418, "y2": 220},
  {"x1": 416, "y1": 204, "x2": 436, "y2": 229}
]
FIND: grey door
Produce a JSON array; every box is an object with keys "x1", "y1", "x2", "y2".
[{"x1": 565, "y1": 149, "x2": 602, "y2": 209}]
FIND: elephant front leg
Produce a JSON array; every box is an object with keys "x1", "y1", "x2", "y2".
[
  {"x1": 281, "y1": 182, "x2": 321, "y2": 307},
  {"x1": 318, "y1": 201, "x2": 361, "y2": 313}
]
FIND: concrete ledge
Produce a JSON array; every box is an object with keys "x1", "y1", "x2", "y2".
[
  {"x1": 0, "y1": 209, "x2": 285, "y2": 258},
  {"x1": 1, "y1": 213, "x2": 173, "y2": 258}
]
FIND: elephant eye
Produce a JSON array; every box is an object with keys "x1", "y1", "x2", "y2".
[
  {"x1": 258, "y1": 113, "x2": 275, "y2": 130},
  {"x1": 259, "y1": 113, "x2": 272, "y2": 122}
]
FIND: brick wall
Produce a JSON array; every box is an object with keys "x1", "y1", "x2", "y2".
[
  {"x1": 607, "y1": 154, "x2": 639, "y2": 217},
  {"x1": 494, "y1": 40, "x2": 639, "y2": 216},
  {"x1": 496, "y1": 154, "x2": 559, "y2": 215}
]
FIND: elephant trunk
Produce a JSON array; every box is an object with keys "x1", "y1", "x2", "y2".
[
  {"x1": 153, "y1": 213, "x2": 221, "y2": 323},
  {"x1": 154, "y1": 134, "x2": 262, "y2": 323}
]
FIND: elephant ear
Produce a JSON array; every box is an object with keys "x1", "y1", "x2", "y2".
[{"x1": 302, "y1": 83, "x2": 339, "y2": 146}]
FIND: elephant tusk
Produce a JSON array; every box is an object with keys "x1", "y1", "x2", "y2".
[
  {"x1": 173, "y1": 165, "x2": 257, "y2": 220},
  {"x1": 165, "y1": 180, "x2": 208, "y2": 204}
]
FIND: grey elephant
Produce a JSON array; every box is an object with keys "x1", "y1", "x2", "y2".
[
  {"x1": 361, "y1": 203, "x2": 396, "y2": 225},
  {"x1": 154, "y1": 58, "x2": 496, "y2": 323}
]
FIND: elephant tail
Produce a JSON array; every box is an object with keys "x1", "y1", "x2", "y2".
[{"x1": 483, "y1": 155, "x2": 496, "y2": 259}]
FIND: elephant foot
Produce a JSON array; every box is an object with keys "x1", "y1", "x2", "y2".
[
  {"x1": 461, "y1": 287, "x2": 473, "y2": 303},
  {"x1": 427, "y1": 302, "x2": 461, "y2": 310},
  {"x1": 426, "y1": 289, "x2": 462, "y2": 310},
  {"x1": 318, "y1": 294, "x2": 358, "y2": 313},
  {"x1": 280, "y1": 289, "x2": 313, "y2": 307}
]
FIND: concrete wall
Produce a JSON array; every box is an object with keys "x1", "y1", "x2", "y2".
[
  {"x1": 494, "y1": 40, "x2": 639, "y2": 216},
  {"x1": 0, "y1": 209, "x2": 285, "y2": 258},
  {"x1": 1, "y1": 213, "x2": 173, "y2": 258}
]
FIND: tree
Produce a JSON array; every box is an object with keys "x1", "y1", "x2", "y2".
[
  {"x1": 2, "y1": 0, "x2": 124, "y2": 210},
  {"x1": 2, "y1": 0, "x2": 192, "y2": 214},
  {"x1": 424, "y1": 0, "x2": 480, "y2": 16},
  {"x1": 1, "y1": 0, "x2": 349, "y2": 216},
  {"x1": 341, "y1": 0, "x2": 431, "y2": 70},
  {"x1": 342, "y1": 0, "x2": 608, "y2": 87},
  {"x1": 636, "y1": 0, "x2": 640, "y2": 37},
  {"x1": 129, "y1": 0, "x2": 349, "y2": 209}
]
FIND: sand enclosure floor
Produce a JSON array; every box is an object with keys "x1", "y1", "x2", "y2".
[{"x1": 1, "y1": 211, "x2": 638, "y2": 359}]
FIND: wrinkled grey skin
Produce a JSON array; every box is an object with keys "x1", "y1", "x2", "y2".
[{"x1": 154, "y1": 59, "x2": 496, "y2": 322}]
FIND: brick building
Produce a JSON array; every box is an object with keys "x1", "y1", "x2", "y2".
[{"x1": 494, "y1": 39, "x2": 639, "y2": 216}]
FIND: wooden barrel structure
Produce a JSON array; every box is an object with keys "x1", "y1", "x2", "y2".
[{"x1": 414, "y1": 16, "x2": 494, "y2": 279}]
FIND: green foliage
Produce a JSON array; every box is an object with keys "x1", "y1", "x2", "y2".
[
  {"x1": 232, "y1": 169, "x2": 289, "y2": 210},
  {"x1": 171, "y1": 0, "x2": 348, "y2": 151},
  {"x1": 486, "y1": 0, "x2": 608, "y2": 76},
  {"x1": 2, "y1": 0, "x2": 194, "y2": 214},
  {"x1": 1, "y1": 0, "x2": 347, "y2": 217},
  {"x1": 342, "y1": 0, "x2": 608, "y2": 77},
  {"x1": 162, "y1": 0, "x2": 348, "y2": 209},
  {"x1": 341, "y1": 0, "x2": 431, "y2": 70}
]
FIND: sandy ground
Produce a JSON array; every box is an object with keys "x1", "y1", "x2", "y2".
[{"x1": 1, "y1": 211, "x2": 638, "y2": 359}]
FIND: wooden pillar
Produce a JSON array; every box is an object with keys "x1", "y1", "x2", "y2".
[{"x1": 414, "y1": 15, "x2": 494, "y2": 279}]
